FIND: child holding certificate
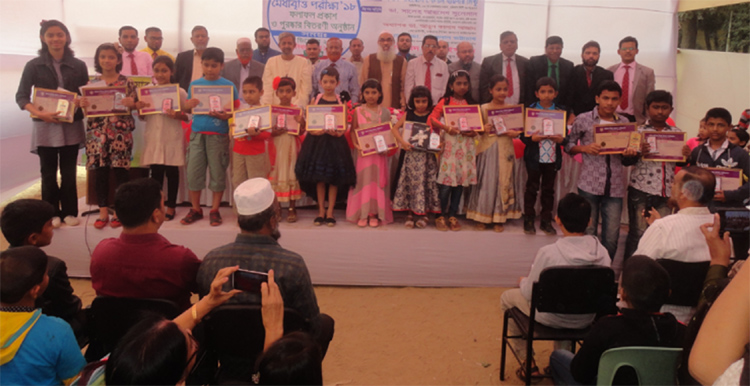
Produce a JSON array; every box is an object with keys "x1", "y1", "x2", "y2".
[
  {"x1": 392, "y1": 86, "x2": 442, "y2": 229},
  {"x1": 467, "y1": 74, "x2": 522, "y2": 233},
  {"x1": 140, "y1": 56, "x2": 189, "y2": 221},
  {"x1": 268, "y1": 77, "x2": 305, "y2": 222},
  {"x1": 347, "y1": 79, "x2": 394, "y2": 227},
  {"x1": 296, "y1": 67, "x2": 355, "y2": 226},
  {"x1": 231, "y1": 76, "x2": 271, "y2": 192},
  {"x1": 520, "y1": 77, "x2": 566, "y2": 235},
  {"x1": 428, "y1": 70, "x2": 478, "y2": 231},
  {"x1": 80, "y1": 43, "x2": 141, "y2": 229}
]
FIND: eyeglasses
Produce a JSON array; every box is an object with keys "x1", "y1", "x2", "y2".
[
  {"x1": 619, "y1": 47, "x2": 637, "y2": 52},
  {"x1": 423, "y1": 44, "x2": 437, "y2": 49}
]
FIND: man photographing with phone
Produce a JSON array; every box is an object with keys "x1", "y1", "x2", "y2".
[{"x1": 197, "y1": 178, "x2": 334, "y2": 357}]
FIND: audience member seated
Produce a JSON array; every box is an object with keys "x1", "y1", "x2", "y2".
[
  {"x1": 634, "y1": 166, "x2": 715, "y2": 322},
  {"x1": 1, "y1": 199, "x2": 85, "y2": 340},
  {"x1": 197, "y1": 178, "x2": 335, "y2": 357},
  {"x1": 254, "y1": 331, "x2": 323, "y2": 386},
  {"x1": 500, "y1": 193, "x2": 611, "y2": 378},
  {"x1": 549, "y1": 255, "x2": 686, "y2": 385},
  {"x1": 90, "y1": 178, "x2": 201, "y2": 310},
  {"x1": 0, "y1": 246, "x2": 86, "y2": 385}
]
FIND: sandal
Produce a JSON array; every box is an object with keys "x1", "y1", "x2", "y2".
[
  {"x1": 325, "y1": 217, "x2": 336, "y2": 227},
  {"x1": 369, "y1": 217, "x2": 379, "y2": 228},
  {"x1": 435, "y1": 216, "x2": 448, "y2": 231},
  {"x1": 493, "y1": 224, "x2": 505, "y2": 233},
  {"x1": 448, "y1": 216, "x2": 461, "y2": 231},
  {"x1": 181, "y1": 209, "x2": 204, "y2": 225},
  {"x1": 516, "y1": 361, "x2": 542, "y2": 382},
  {"x1": 314, "y1": 216, "x2": 325, "y2": 226},
  {"x1": 405, "y1": 215, "x2": 415, "y2": 229},
  {"x1": 357, "y1": 218, "x2": 368, "y2": 227},
  {"x1": 110, "y1": 217, "x2": 122, "y2": 228},
  {"x1": 415, "y1": 217, "x2": 428, "y2": 229},
  {"x1": 209, "y1": 210, "x2": 222, "y2": 226},
  {"x1": 475, "y1": 223, "x2": 486, "y2": 231},
  {"x1": 287, "y1": 208, "x2": 297, "y2": 223},
  {"x1": 94, "y1": 217, "x2": 109, "y2": 229}
]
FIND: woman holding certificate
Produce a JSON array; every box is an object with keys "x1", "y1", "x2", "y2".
[
  {"x1": 79, "y1": 43, "x2": 142, "y2": 229},
  {"x1": 15, "y1": 20, "x2": 89, "y2": 227}
]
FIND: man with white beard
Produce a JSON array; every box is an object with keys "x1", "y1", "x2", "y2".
[{"x1": 360, "y1": 31, "x2": 407, "y2": 109}]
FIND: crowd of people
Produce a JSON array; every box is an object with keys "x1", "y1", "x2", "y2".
[{"x1": 3, "y1": 18, "x2": 750, "y2": 385}]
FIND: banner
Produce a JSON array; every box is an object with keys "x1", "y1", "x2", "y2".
[{"x1": 263, "y1": 0, "x2": 485, "y2": 62}]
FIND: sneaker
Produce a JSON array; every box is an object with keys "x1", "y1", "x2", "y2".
[
  {"x1": 448, "y1": 217, "x2": 461, "y2": 231},
  {"x1": 51, "y1": 216, "x2": 62, "y2": 228},
  {"x1": 523, "y1": 216, "x2": 536, "y2": 235},
  {"x1": 540, "y1": 220, "x2": 557, "y2": 236},
  {"x1": 435, "y1": 216, "x2": 448, "y2": 231},
  {"x1": 181, "y1": 209, "x2": 204, "y2": 225},
  {"x1": 209, "y1": 210, "x2": 222, "y2": 226},
  {"x1": 63, "y1": 216, "x2": 79, "y2": 226}
]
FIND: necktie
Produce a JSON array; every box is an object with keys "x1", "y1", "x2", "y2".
[
  {"x1": 424, "y1": 61, "x2": 432, "y2": 91},
  {"x1": 550, "y1": 63, "x2": 558, "y2": 86},
  {"x1": 620, "y1": 65, "x2": 630, "y2": 110},
  {"x1": 129, "y1": 53, "x2": 138, "y2": 75},
  {"x1": 151, "y1": 51, "x2": 157, "y2": 60},
  {"x1": 586, "y1": 69, "x2": 593, "y2": 87},
  {"x1": 506, "y1": 58, "x2": 514, "y2": 97}
]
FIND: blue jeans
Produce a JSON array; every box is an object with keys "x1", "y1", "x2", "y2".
[
  {"x1": 624, "y1": 187, "x2": 670, "y2": 260},
  {"x1": 549, "y1": 349, "x2": 582, "y2": 385},
  {"x1": 578, "y1": 189, "x2": 623, "y2": 260}
]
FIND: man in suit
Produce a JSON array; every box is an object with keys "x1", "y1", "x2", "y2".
[
  {"x1": 478, "y1": 31, "x2": 529, "y2": 104},
  {"x1": 221, "y1": 37, "x2": 265, "y2": 94},
  {"x1": 563, "y1": 41, "x2": 613, "y2": 123},
  {"x1": 607, "y1": 36, "x2": 655, "y2": 124},
  {"x1": 174, "y1": 26, "x2": 209, "y2": 91},
  {"x1": 527, "y1": 36, "x2": 574, "y2": 106},
  {"x1": 448, "y1": 42, "x2": 481, "y2": 102}
]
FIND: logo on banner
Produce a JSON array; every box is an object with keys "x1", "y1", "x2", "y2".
[{"x1": 266, "y1": 0, "x2": 362, "y2": 55}]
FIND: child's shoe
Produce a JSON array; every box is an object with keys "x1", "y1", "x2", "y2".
[
  {"x1": 435, "y1": 216, "x2": 448, "y2": 231},
  {"x1": 523, "y1": 215, "x2": 536, "y2": 235},
  {"x1": 540, "y1": 220, "x2": 557, "y2": 236},
  {"x1": 448, "y1": 217, "x2": 461, "y2": 231}
]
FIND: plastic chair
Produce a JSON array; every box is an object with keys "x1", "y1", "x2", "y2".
[
  {"x1": 84, "y1": 296, "x2": 180, "y2": 362},
  {"x1": 500, "y1": 266, "x2": 618, "y2": 385},
  {"x1": 597, "y1": 346, "x2": 683, "y2": 385}
]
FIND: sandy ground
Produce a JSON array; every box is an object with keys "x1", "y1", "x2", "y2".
[{"x1": 5, "y1": 169, "x2": 554, "y2": 385}]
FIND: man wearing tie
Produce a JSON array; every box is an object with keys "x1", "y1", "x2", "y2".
[
  {"x1": 117, "y1": 26, "x2": 152, "y2": 76},
  {"x1": 140, "y1": 27, "x2": 174, "y2": 62},
  {"x1": 478, "y1": 31, "x2": 530, "y2": 104},
  {"x1": 404, "y1": 35, "x2": 449, "y2": 105},
  {"x1": 607, "y1": 36, "x2": 655, "y2": 124},
  {"x1": 527, "y1": 36, "x2": 574, "y2": 106}
]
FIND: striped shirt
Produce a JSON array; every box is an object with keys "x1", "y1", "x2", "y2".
[{"x1": 634, "y1": 206, "x2": 713, "y2": 263}]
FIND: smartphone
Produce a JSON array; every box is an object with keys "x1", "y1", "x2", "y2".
[
  {"x1": 717, "y1": 207, "x2": 750, "y2": 234},
  {"x1": 231, "y1": 269, "x2": 269, "y2": 292}
]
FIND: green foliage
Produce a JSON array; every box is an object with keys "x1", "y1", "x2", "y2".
[{"x1": 678, "y1": 2, "x2": 750, "y2": 53}]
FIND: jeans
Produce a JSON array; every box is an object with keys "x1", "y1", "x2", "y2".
[
  {"x1": 549, "y1": 349, "x2": 582, "y2": 386},
  {"x1": 38, "y1": 145, "x2": 80, "y2": 217},
  {"x1": 150, "y1": 165, "x2": 180, "y2": 208},
  {"x1": 578, "y1": 189, "x2": 623, "y2": 260},
  {"x1": 624, "y1": 187, "x2": 670, "y2": 260},
  {"x1": 524, "y1": 163, "x2": 557, "y2": 221},
  {"x1": 438, "y1": 184, "x2": 463, "y2": 217}
]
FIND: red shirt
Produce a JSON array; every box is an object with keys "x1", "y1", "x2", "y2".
[
  {"x1": 233, "y1": 130, "x2": 271, "y2": 155},
  {"x1": 90, "y1": 233, "x2": 201, "y2": 310}
]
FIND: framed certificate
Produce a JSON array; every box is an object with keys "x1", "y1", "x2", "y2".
[
  {"x1": 30, "y1": 87, "x2": 77, "y2": 123},
  {"x1": 306, "y1": 105, "x2": 346, "y2": 132},
  {"x1": 642, "y1": 131, "x2": 687, "y2": 162},
  {"x1": 81, "y1": 86, "x2": 130, "y2": 118},
  {"x1": 707, "y1": 168, "x2": 743, "y2": 191},
  {"x1": 444, "y1": 105, "x2": 483, "y2": 132},
  {"x1": 137, "y1": 84, "x2": 182, "y2": 115},
  {"x1": 593, "y1": 123, "x2": 638, "y2": 154},
  {"x1": 127, "y1": 75, "x2": 154, "y2": 88},
  {"x1": 271, "y1": 106, "x2": 303, "y2": 135},
  {"x1": 524, "y1": 108, "x2": 566, "y2": 137},
  {"x1": 354, "y1": 122, "x2": 398, "y2": 156},
  {"x1": 403, "y1": 121, "x2": 440, "y2": 153},
  {"x1": 191, "y1": 85, "x2": 234, "y2": 115},
  {"x1": 233, "y1": 106, "x2": 272, "y2": 138},
  {"x1": 486, "y1": 105, "x2": 524, "y2": 135}
]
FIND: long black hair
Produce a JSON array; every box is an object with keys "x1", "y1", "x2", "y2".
[
  {"x1": 38, "y1": 19, "x2": 74, "y2": 58},
  {"x1": 441, "y1": 70, "x2": 475, "y2": 105}
]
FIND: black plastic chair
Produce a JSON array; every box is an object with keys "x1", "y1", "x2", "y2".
[
  {"x1": 84, "y1": 296, "x2": 180, "y2": 362},
  {"x1": 500, "y1": 266, "x2": 618, "y2": 385},
  {"x1": 656, "y1": 260, "x2": 710, "y2": 307},
  {"x1": 198, "y1": 304, "x2": 309, "y2": 384}
]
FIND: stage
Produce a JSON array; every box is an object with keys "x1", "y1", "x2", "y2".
[{"x1": 43, "y1": 198, "x2": 628, "y2": 288}]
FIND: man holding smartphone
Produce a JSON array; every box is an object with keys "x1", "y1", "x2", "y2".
[{"x1": 197, "y1": 178, "x2": 334, "y2": 357}]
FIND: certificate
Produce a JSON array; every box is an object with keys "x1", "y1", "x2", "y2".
[
  {"x1": 707, "y1": 168, "x2": 743, "y2": 191},
  {"x1": 137, "y1": 84, "x2": 181, "y2": 115},
  {"x1": 30, "y1": 88, "x2": 76, "y2": 123},
  {"x1": 524, "y1": 108, "x2": 566, "y2": 137},
  {"x1": 233, "y1": 106, "x2": 272, "y2": 138},
  {"x1": 271, "y1": 106, "x2": 303, "y2": 135},
  {"x1": 355, "y1": 122, "x2": 397, "y2": 156},
  {"x1": 642, "y1": 131, "x2": 687, "y2": 162},
  {"x1": 403, "y1": 121, "x2": 440, "y2": 153},
  {"x1": 593, "y1": 123, "x2": 638, "y2": 154},
  {"x1": 486, "y1": 105, "x2": 524, "y2": 135},
  {"x1": 444, "y1": 105, "x2": 483, "y2": 132},
  {"x1": 191, "y1": 85, "x2": 234, "y2": 115},
  {"x1": 81, "y1": 86, "x2": 130, "y2": 117},
  {"x1": 306, "y1": 104, "x2": 346, "y2": 132}
]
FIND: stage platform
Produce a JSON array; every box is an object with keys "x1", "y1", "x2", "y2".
[{"x1": 44, "y1": 199, "x2": 626, "y2": 287}]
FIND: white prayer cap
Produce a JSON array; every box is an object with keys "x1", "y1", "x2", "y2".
[
  {"x1": 236, "y1": 37, "x2": 252, "y2": 46},
  {"x1": 234, "y1": 178, "x2": 275, "y2": 215}
]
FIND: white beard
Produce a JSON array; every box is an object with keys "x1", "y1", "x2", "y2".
[{"x1": 376, "y1": 48, "x2": 396, "y2": 62}]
